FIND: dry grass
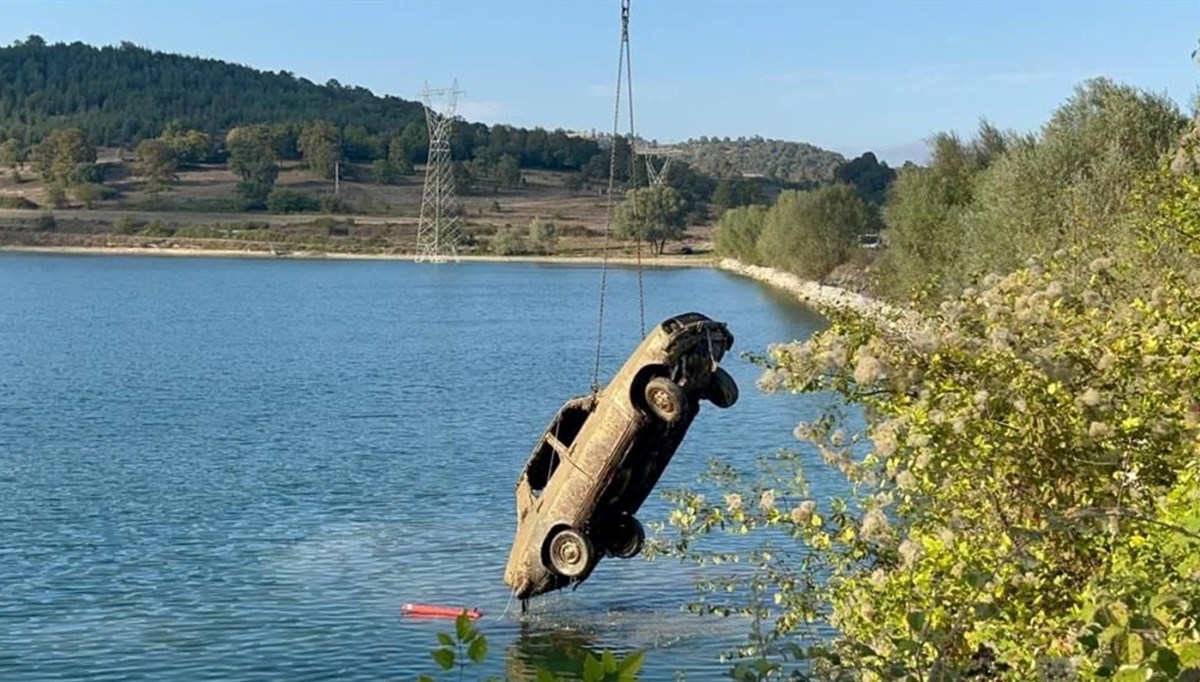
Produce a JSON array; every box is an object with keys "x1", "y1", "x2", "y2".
[{"x1": 0, "y1": 160, "x2": 714, "y2": 257}]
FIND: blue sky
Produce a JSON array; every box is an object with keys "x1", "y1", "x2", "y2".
[{"x1": 2, "y1": 0, "x2": 1197, "y2": 164}]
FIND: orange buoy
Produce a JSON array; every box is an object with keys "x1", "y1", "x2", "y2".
[{"x1": 401, "y1": 603, "x2": 483, "y2": 620}]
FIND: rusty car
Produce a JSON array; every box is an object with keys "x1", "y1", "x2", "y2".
[{"x1": 503, "y1": 312, "x2": 737, "y2": 600}]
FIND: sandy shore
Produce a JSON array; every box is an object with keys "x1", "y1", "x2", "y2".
[{"x1": 0, "y1": 244, "x2": 712, "y2": 268}]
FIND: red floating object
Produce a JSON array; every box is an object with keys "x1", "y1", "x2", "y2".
[{"x1": 401, "y1": 603, "x2": 483, "y2": 620}]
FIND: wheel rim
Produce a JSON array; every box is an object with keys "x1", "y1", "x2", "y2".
[
  {"x1": 550, "y1": 531, "x2": 589, "y2": 576},
  {"x1": 645, "y1": 380, "x2": 682, "y2": 420}
]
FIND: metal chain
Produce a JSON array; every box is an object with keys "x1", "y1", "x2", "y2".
[{"x1": 591, "y1": 0, "x2": 631, "y2": 394}]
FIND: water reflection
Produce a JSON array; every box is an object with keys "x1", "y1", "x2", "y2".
[{"x1": 506, "y1": 619, "x2": 601, "y2": 681}]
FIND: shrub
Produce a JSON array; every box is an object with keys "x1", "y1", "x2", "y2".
[
  {"x1": 266, "y1": 188, "x2": 319, "y2": 214},
  {"x1": 657, "y1": 160, "x2": 1200, "y2": 679},
  {"x1": 0, "y1": 195, "x2": 37, "y2": 209},
  {"x1": 112, "y1": 215, "x2": 139, "y2": 234},
  {"x1": 490, "y1": 227, "x2": 526, "y2": 255},
  {"x1": 34, "y1": 212, "x2": 56, "y2": 231}
]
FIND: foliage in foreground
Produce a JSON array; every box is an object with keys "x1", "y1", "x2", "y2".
[
  {"x1": 655, "y1": 153, "x2": 1200, "y2": 679},
  {"x1": 419, "y1": 611, "x2": 644, "y2": 682}
]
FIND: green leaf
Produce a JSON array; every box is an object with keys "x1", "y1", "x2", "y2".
[
  {"x1": 1180, "y1": 641, "x2": 1200, "y2": 667},
  {"x1": 1111, "y1": 665, "x2": 1150, "y2": 682},
  {"x1": 437, "y1": 632, "x2": 454, "y2": 647},
  {"x1": 583, "y1": 653, "x2": 604, "y2": 682},
  {"x1": 905, "y1": 610, "x2": 927, "y2": 633},
  {"x1": 467, "y1": 635, "x2": 488, "y2": 664},
  {"x1": 418, "y1": 676, "x2": 437, "y2": 682},
  {"x1": 455, "y1": 612, "x2": 472, "y2": 642},
  {"x1": 1126, "y1": 633, "x2": 1144, "y2": 664},
  {"x1": 1153, "y1": 647, "x2": 1180, "y2": 678},
  {"x1": 431, "y1": 648, "x2": 455, "y2": 671},
  {"x1": 602, "y1": 650, "x2": 618, "y2": 673},
  {"x1": 972, "y1": 602, "x2": 999, "y2": 620},
  {"x1": 964, "y1": 568, "x2": 992, "y2": 590},
  {"x1": 618, "y1": 650, "x2": 646, "y2": 677},
  {"x1": 536, "y1": 669, "x2": 559, "y2": 682}
]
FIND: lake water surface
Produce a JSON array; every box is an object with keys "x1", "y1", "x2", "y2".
[{"x1": 0, "y1": 253, "x2": 834, "y2": 681}]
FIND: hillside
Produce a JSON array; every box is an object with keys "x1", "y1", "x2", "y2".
[
  {"x1": 0, "y1": 36, "x2": 602, "y2": 173},
  {"x1": 674, "y1": 136, "x2": 845, "y2": 183},
  {"x1": 0, "y1": 36, "x2": 427, "y2": 146}
]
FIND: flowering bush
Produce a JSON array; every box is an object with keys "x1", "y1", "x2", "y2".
[{"x1": 654, "y1": 161, "x2": 1200, "y2": 679}]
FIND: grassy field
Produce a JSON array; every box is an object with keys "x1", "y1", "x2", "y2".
[{"x1": 0, "y1": 156, "x2": 714, "y2": 258}]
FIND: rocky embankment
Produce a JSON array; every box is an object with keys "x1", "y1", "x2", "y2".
[{"x1": 716, "y1": 258, "x2": 922, "y2": 336}]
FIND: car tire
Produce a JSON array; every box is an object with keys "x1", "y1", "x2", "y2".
[
  {"x1": 707, "y1": 366, "x2": 739, "y2": 409},
  {"x1": 547, "y1": 527, "x2": 593, "y2": 578},
  {"x1": 607, "y1": 515, "x2": 645, "y2": 559},
  {"x1": 644, "y1": 376, "x2": 687, "y2": 423}
]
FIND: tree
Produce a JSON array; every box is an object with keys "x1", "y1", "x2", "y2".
[
  {"x1": 29, "y1": 128, "x2": 96, "y2": 185},
  {"x1": 496, "y1": 154, "x2": 521, "y2": 189},
  {"x1": 297, "y1": 120, "x2": 341, "y2": 179},
  {"x1": 832, "y1": 151, "x2": 896, "y2": 207},
  {"x1": 226, "y1": 126, "x2": 279, "y2": 208},
  {"x1": 528, "y1": 217, "x2": 557, "y2": 254},
  {"x1": 0, "y1": 139, "x2": 20, "y2": 170},
  {"x1": 372, "y1": 159, "x2": 397, "y2": 185},
  {"x1": 615, "y1": 185, "x2": 687, "y2": 255},
  {"x1": 756, "y1": 183, "x2": 872, "y2": 279},
  {"x1": 135, "y1": 138, "x2": 177, "y2": 189},
  {"x1": 713, "y1": 204, "x2": 768, "y2": 263},
  {"x1": 163, "y1": 127, "x2": 215, "y2": 165},
  {"x1": 70, "y1": 182, "x2": 104, "y2": 208}
]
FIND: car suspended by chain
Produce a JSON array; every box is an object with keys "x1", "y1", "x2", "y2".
[{"x1": 503, "y1": 312, "x2": 738, "y2": 600}]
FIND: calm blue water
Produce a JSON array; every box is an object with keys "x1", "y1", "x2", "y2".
[{"x1": 0, "y1": 253, "x2": 834, "y2": 681}]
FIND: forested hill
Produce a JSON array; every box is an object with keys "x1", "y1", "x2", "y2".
[
  {"x1": 0, "y1": 36, "x2": 426, "y2": 147},
  {"x1": 674, "y1": 136, "x2": 845, "y2": 183}
]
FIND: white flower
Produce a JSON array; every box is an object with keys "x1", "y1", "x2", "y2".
[
  {"x1": 790, "y1": 500, "x2": 816, "y2": 525},
  {"x1": 724, "y1": 493, "x2": 742, "y2": 511},
  {"x1": 1076, "y1": 387, "x2": 1102, "y2": 407},
  {"x1": 759, "y1": 489, "x2": 776, "y2": 512},
  {"x1": 1088, "y1": 421, "x2": 1113, "y2": 439},
  {"x1": 898, "y1": 538, "x2": 922, "y2": 567},
  {"x1": 860, "y1": 508, "x2": 890, "y2": 541}
]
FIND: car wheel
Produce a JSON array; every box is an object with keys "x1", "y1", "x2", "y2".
[
  {"x1": 607, "y1": 515, "x2": 645, "y2": 559},
  {"x1": 707, "y1": 366, "x2": 739, "y2": 409},
  {"x1": 644, "y1": 376, "x2": 687, "y2": 423},
  {"x1": 547, "y1": 528, "x2": 593, "y2": 578}
]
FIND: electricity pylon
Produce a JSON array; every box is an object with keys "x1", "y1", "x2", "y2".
[{"x1": 415, "y1": 80, "x2": 464, "y2": 263}]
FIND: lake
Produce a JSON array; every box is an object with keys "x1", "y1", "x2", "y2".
[{"x1": 0, "y1": 253, "x2": 835, "y2": 681}]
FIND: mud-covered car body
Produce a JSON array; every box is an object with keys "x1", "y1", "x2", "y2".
[{"x1": 503, "y1": 312, "x2": 737, "y2": 599}]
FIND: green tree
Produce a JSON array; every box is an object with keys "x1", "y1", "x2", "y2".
[
  {"x1": 164, "y1": 128, "x2": 215, "y2": 165},
  {"x1": 29, "y1": 128, "x2": 96, "y2": 185},
  {"x1": 0, "y1": 138, "x2": 21, "y2": 170},
  {"x1": 226, "y1": 125, "x2": 279, "y2": 208},
  {"x1": 614, "y1": 185, "x2": 687, "y2": 255},
  {"x1": 528, "y1": 217, "x2": 557, "y2": 254},
  {"x1": 371, "y1": 159, "x2": 397, "y2": 185},
  {"x1": 713, "y1": 204, "x2": 768, "y2": 263},
  {"x1": 298, "y1": 119, "x2": 341, "y2": 179},
  {"x1": 496, "y1": 153, "x2": 521, "y2": 189},
  {"x1": 135, "y1": 138, "x2": 177, "y2": 189},
  {"x1": 70, "y1": 182, "x2": 104, "y2": 209},
  {"x1": 756, "y1": 183, "x2": 872, "y2": 279},
  {"x1": 832, "y1": 151, "x2": 896, "y2": 207}
]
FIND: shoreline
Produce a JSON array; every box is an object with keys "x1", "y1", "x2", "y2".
[
  {"x1": 715, "y1": 258, "x2": 922, "y2": 334},
  {"x1": 1, "y1": 245, "x2": 913, "y2": 328},
  {"x1": 0, "y1": 244, "x2": 713, "y2": 268}
]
